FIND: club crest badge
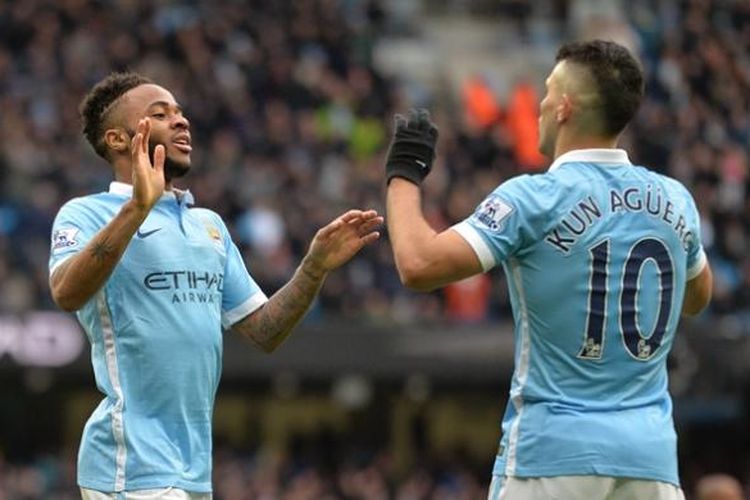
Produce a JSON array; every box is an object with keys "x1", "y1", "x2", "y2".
[{"x1": 205, "y1": 224, "x2": 223, "y2": 244}]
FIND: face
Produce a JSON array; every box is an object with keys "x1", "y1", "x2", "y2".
[
  {"x1": 537, "y1": 62, "x2": 565, "y2": 158},
  {"x1": 113, "y1": 84, "x2": 192, "y2": 180}
]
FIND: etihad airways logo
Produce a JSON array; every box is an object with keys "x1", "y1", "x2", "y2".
[{"x1": 143, "y1": 270, "x2": 223, "y2": 304}]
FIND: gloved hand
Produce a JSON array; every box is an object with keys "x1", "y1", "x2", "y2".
[{"x1": 385, "y1": 108, "x2": 439, "y2": 185}]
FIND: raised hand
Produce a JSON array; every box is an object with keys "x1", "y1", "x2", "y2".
[
  {"x1": 303, "y1": 210, "x2": 384, "y2": 276},
  {"x1": 385, "y1": 108, "x2": 439, "y2": 186},
  {"x1": 130, "y1": 118, "x2": 165, "y2": 211}
]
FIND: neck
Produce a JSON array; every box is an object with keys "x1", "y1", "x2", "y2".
[{"x1": 553, "y1": 132, "x2": 619, "y2": 161}]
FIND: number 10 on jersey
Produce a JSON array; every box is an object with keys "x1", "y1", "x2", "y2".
[{"x1": 578, "y1": 238, "x2": 674, "y2": 361}]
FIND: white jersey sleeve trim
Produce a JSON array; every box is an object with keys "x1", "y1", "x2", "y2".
[
  {"x1": 49, "y1": 253, "x2": 75, "y2": 275},
  {"x1": 222, "y1": 291, "x2": 269, "y2": 329},
  {"x1": 451, "y1": 221, "x2": 497, "y2": 272},
  {"x1": 687, "y1": 249, "x2": 708, "y2": 281}
]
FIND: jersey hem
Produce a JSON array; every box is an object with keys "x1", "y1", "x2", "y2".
[
  {"x1": 78, "y1": 478, "x2": 212, "y2": 494},
  {"x1": 492, "y1": 463, "x2": 680, "y2": 487}
]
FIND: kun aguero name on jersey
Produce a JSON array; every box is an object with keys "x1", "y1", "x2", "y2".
[{"x1": 544, "y1": 185, "x2": 695, "y2": 253}]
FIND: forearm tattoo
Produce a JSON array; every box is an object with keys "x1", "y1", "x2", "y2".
[
  {"x1": 236, "y1": 264, "x2": 325, "y2": 351},
  {"x1": 90, "y1": 239, "x2": 115, "y2": 262}
]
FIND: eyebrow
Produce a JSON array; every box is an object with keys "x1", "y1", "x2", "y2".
[{"x1": 147, "y1": 101, "x2": 184, "y2": 113}]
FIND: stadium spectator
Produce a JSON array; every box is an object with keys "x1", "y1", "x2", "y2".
[{"x1": 695, "y1": 474, "x2": 745, "y2": 500}]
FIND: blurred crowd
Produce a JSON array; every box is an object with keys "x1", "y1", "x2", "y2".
[
  {"x1": 0, "y1": 0, "x2": 515, "y2": 324},
  {"x1": 0, "y1": 444, "x2": 488, "y2": 500},
  {"x1": 628, "y1": 0, "x2": 750, "y2": 318},
  {"x1": 0, "y1": 439, "x2": 745, "y2": 499},
  {"x1": 2, "y1": 0, "x2": 748, "y2": 323}
]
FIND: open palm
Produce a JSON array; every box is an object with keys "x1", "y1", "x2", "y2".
[
  {"x1": 131, "y1": 118, "x2": 165, "y2": 211},
  {"x1": 307, "y1": 210, "x2": 383, "y2": 272}
]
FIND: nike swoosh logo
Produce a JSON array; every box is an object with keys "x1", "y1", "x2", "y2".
[{"x1": 136, "y1": 227, "x2": 162, "y2": 239}]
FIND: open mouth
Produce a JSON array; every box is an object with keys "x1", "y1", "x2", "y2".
[{"x1": 173, "y1": 136, "x2": 192, "y2": 153}]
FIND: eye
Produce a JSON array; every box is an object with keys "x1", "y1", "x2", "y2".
[{"x1": 152, "y1": 113, "x2": 167, "y2": 119}]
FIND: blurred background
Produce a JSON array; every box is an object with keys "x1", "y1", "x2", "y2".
[{"x1": 1, "y1": 0, "x2": 750, "y2": 498}]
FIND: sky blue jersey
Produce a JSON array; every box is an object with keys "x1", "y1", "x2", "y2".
[
  {"x1": 453, "y1": 149, "x2": 707, "y2": 486},
  {"x1": 49, "y1": 182, "x2": 267, "y2": 493}
]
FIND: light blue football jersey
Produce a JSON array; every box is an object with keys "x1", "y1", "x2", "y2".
[
  {"x1": 453, "y1": 149, "x2": 707, "y2": 486},
  {"x1": 49, "y1": 182, "x2": 267, "y2": 493}
]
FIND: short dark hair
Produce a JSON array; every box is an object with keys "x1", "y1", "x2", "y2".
[
  {"x1": 79, "y1": 72, "x2": 153, "y2": 159},
  {"x1": 556, "y1": 40, "x2": 644, "y2": 137}
]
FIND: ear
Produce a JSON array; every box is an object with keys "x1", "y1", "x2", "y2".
[
  {"x1": 556, "y1": 94, "x2": 573, "y2": 123},
  {"x1": 103, "y1": 127, "x2": 131, "y2": 155}
]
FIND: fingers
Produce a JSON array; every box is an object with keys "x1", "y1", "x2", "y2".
[
  {"x1": 140, "y1": 118, "x2": 151, "y2": 155},
  {"x1": 394, "y1": 114, "x2": 407, "y2": 131},
  {"x1": 355, "y1": 216, "x2": 384, "y2": 236},
  {"x1": 131, "y1": 132, "x2": 142, "y2": 160},
  {"x1": 153, "y1": 144, "x2": 165, "y2": 174},
  {"x1": 317, "y1": 210, "x2": 382, "y2": 240},
  {"x1": 316, "y1": 218, "x2": 345, "y2": 240},
  {"x1": 416, "y1": 108, "x2": 431, "y2": 128},
  {"x1": 340, "y1": 209, "x2": 368, "y2": 223},
  {"x1": 400, "y1": 108, "x2": 437, "y2": 136},
  {"x1": 340, "y1": 210, "x2": 363, "y2": 223},
  {"x1": 130, "y1": 118, "x2": 152, "y2": 159},
  {"x1": 359, "y1": 231, "x2": 380, "y2": 247}
]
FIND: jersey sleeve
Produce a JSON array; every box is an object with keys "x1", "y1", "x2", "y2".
[
  {"x1": 49, "y1": 199, "x2": 101, "y2": 275},
  {"x1": 216, "y1": 216, "x2": 268, "y2": 329},
  {"x1": 684, "y1": 191, "x2": 708, "y2": 280},
  {"x1": 452, "y1": 174, "x2": 553, "y2": 271}
]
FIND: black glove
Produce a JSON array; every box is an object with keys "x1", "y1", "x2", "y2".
[{"x1": 385, "y1": 108, "x2": 439, "y2": 185}]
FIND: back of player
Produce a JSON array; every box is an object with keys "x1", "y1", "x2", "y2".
[
  {"x1": 384, "y1": 40, "x2": 710, "y2": 500},
  {"x1": 456, "y1": 149, "x2": 706, "y2": 486}
]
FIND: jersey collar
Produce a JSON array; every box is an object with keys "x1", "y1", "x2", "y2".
[
  {"x1": 109, "y1": 181, "x2": 195, "y2": 205},
  {"x1": 548, "y1": 149, "x2": 632, "y2": 172}
]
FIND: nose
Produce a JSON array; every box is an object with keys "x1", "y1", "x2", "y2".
[{"x1": 172, "y1": 113, "x2": 190, "y2": 130}]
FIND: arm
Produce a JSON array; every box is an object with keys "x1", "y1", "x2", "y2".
[
  {"x1": 232, "y1": 209, "x2": 382, "y2": 353},
  {"x1": 49, "y1": 118, "x2": 166, "y2": 311},
  {"x1": 384, "y1": 109, "x2": 483, "y2": 292},
  {"x1": 387, "y1": 179, "x2": 482, "y2": 291},
  {"x1": 50, "y1": 201, "x2": 150, "y2": 311},
  {"x1": 682, "y1": 262, "x2": 712, "y2": 316},
  {"x1": 230, "y1": 256, "x2": 326, "y2": 353}
]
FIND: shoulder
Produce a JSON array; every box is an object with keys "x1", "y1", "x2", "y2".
[
  {"x1": 634, "y1": 166, "x2": 697, "y2": 205},
  {"x1": 491, "y1": 171, "x2": 570, "y2": 217},
  {"x1": 495, "y1": 172, "x2": 561, "y2": 198},
  {"x1": 55, "y1": 192, "x2": 115, "y2": 218},
  {"x1": 189, "y1": 207, "x2": 231, "y2": 234},
  {"x1": 189, "y1": 207, "x2": 225, "y2": 224},
  {"x1": 662, "y1": 174, "x2": 694, "y2": 201}
]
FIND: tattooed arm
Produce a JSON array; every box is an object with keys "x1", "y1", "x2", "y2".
[
  {"x1": 232, "y1": 257, "x2": 327, "y2": 353},
  {"x1": 232, "y1": 209, "x2": 383, "y2": 353},
  {"x1": 50, "y1": 119, "x2": 165, "y2": 312},
  {"x1": 49, "y1": 200, "x2": 151, "y2": 311}
]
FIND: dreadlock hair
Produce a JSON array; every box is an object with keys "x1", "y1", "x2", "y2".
[{"x1": 79, "y1": 72, "x2": 153, "y2": 159}]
